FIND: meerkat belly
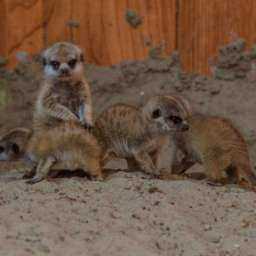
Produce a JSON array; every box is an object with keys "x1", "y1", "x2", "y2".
[
  {"x1": 51, "y1": 145, "x2": 88, "y2": 171},
  {"x1": 110, "y1": 137, "x2": 134, "y2": 158}
]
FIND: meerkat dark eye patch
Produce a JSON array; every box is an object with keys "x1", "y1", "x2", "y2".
[
  {"x1": 152, "y1": 109, "x2": 161, "y2": 119},
  {"x1": 50, "y1": 60, "x2": 60, "y2": 70},
  {"x1": 11, "y1": 143, "x2": 20, "y2": 154},
  {"x1": 169, "y1": 115, "x2": 182, "y2": 124},
  {"x1": 0, "y1": 146, "x2": 5, "y2": 154},
  {"x1": 42, "y1": 57, "x2": 47, "y2": 66},
  {"x1": 68, "y1": 59, "x2": 77, "y2": 69}
]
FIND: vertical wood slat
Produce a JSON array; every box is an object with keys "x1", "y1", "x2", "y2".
[
  {"x1": 0, "y1": 0, "x2": 7, "y2": 57},
  {"x1": 5, "y1": 0, "x2": 44, "y2": 67},
  {"x1": 72, "y1": 0, "x2": 177, "y2": 65},
  {"x1": 43, "y1": 0, "x2": 72, "y2": 46},
  {"x1": 178, "y1": 0, "x2": 256, "y2": 74}
]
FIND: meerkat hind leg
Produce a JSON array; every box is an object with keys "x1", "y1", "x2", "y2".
[
  {"x1": 27, "y1": 156, "x2": 56, "y2": 184},
  {"x1": 132, "y1": 150, "x2": 158, "y2": 177},
  {"x1": 84, "y1": 158, "x2": 104, "y2": 181},
  {"x1": 204, "y1": 158, "x2": 228, "y2": 186}
]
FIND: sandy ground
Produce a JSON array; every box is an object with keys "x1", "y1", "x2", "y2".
[{"x1": 0, "y1": 39, "x2": 256, "y2": 255}]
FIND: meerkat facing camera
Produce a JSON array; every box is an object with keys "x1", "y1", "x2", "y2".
[
  {"x1": 93, "y1": 96, "x2": 189, "y2": 177},
  {"x1": 173, "y1": 114, "x2": 256, "y2": 186},
  {"x1": 34, "y1": 42, "x2": 93, "y2": 132}
]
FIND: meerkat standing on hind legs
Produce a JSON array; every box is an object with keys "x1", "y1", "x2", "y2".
[{"x1": 34, "y1": 42, "x2": 93, "y2": 132}]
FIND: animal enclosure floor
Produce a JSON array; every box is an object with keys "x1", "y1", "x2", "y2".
[{"x1": 1, "y1": 40, "x2": 256, "y2": 255}]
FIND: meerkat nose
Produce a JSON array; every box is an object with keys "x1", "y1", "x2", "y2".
[
  {"x1": 181, "y1": 121, "x2": 189, "y2": 131},
  {"x1": 59, "y1": 63, "x2": 70, "y2": 75},
  {"x1": 60, "y1": 68, "x2": 69, "y2": 75}
]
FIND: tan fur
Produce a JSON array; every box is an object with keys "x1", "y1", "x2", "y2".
[
  {"x1": 34, "y1": 42, "x2": 92, "y2": 132},
  {"x1": 93, "y1": 98, "x2": 188, "y2": 176},
  {"x1": 0, "y1": 123, "x2": 103, "y2": 184},
  {"x1": 175, "y1": 115, "x2": 256, "y2": 186},
  {"x1": 25, "y1": 121, "x2": 103, "y2": 183}
]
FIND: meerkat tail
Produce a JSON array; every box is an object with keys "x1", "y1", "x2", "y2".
[
  {"x1": 237, "y1": 164, "x2": 256, "y2": 186},
  {"x1": 243, "y1": 169, "x2": 256, "y2": 186}
]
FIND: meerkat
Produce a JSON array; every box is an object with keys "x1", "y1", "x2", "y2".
[
  {"x1": 173, "y1": 114, "x2": 256, "y2": 186},
  {"x1": 92, "y1": 96, "x2": 189, "y2": 177},
  {"x1": 0, "y1": 123, "x2": 103, "y2": 184},
  {"x1": 34, "y1": 42, "x2": 93, "y2": 132}
]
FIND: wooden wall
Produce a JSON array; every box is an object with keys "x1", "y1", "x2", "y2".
[{"x1": 1, "y1": 0, "x2": 256, "y2": 74}]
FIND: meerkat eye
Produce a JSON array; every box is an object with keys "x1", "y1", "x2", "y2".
[
  {"x1": 11, "y1": 143, "x2": 20, "y2": 154},
  {"x1": 68, "y1": 59, "x2": 77, "y2": 69},
  {"x1": 50, "y1": 60, "x2": 60, "y2": 70},
  {"x1": 169, "y1": 115, "x2": 182, "y2": 124},
  {"x1": 0, "y1": 146, "x2": 4, "y2": 154},
  {"x1": 152, "y1": 109, "x2": 161, "y2": 119}
]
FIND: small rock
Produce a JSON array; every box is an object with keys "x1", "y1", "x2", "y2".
[
  {"x1": 0, "y1": 56, "x2": 8, "y2": 67},
  {"x1": 208, "y1": 234, "x2": 221, "y2": 244},
  {"x1": 16, "y1": 51, "x2": 30, "y2": 63},
  {"x1": 125, "y1": 9, "x2": 142, "y2": 28},
  {"x1": 204, "y1": 224, "x2": 212, "y2": 231}
]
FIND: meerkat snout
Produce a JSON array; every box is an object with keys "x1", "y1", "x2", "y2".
[{"x1": 150, "y1": 107, "x2": 188, "y2": 133}]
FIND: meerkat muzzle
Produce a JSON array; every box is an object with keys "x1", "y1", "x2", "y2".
[{"x1": 180, "y1": 121, "x2": 189, "y2": 131}]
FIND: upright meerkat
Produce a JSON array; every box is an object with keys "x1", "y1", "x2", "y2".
[
  {"x1": 173, "y1": 114, "x2": 256, "y2": 186},
  {"x1": 93, "y1": 96, "x2": 189, "y2": 176},
  {"x1": 0, "y1": 123, "x2": 103, "y2": 184},
  {"x1": 34, "y1": 42, "x2": 93, "y2": 132}
]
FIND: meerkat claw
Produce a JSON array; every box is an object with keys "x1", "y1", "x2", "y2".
[{"x1": 26, "y1": 176, "x2": 44, "y2": 184}]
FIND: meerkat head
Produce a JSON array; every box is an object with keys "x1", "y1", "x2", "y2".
[
  {"x1": 0, "y1": 140, "x2": 20, "y2": 161},
  {"x1": 0, "y1": 127, "x2": 32, "y2": 161},
  {"x1": 142, "y1": 95, "x2": 192, "y2": 133},
  {"x1": 42, "y1": 42, "x2": 84, "y2": 82}
]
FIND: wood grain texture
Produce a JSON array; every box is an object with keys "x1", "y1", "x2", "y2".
[
  {"x1": 43, "y1": 0, "x2": 72, "y2": 46},
  {"x1": 72, "y1": 0, "x2": 177, "y2": 65},
  {"x1": 2, "y1": 0, "x2": 256, "y2": 74},
  {"x1": 5, "y1": 0, "x2": 44, "y2": 67},
  {"x1": 178, "y1": 0, "x2": 256, "y2": 74},
  {"x1": 0, "y1": 0, "x2": 7, "y2": 56}
]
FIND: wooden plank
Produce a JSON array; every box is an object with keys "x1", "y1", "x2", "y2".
[
  {"x1": 43, "y1": 0, "x2": 72, "y2": 46},
  {"x1": 6, "y1": 0, "x2": 44, "y2": 67},
  {"x1": 72, "y1": 0, "x2": 177, "y2": 65},
  {"x1": 178, "y1": 0, "x2": 256, "y2": 74},
  {"x1": 0, "y1": 0, "x2": 7, "y2": 57}
]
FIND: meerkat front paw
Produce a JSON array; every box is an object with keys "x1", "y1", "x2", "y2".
[{"x1": 26, "y1": 175, "x2": 45, "y2": 184}]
